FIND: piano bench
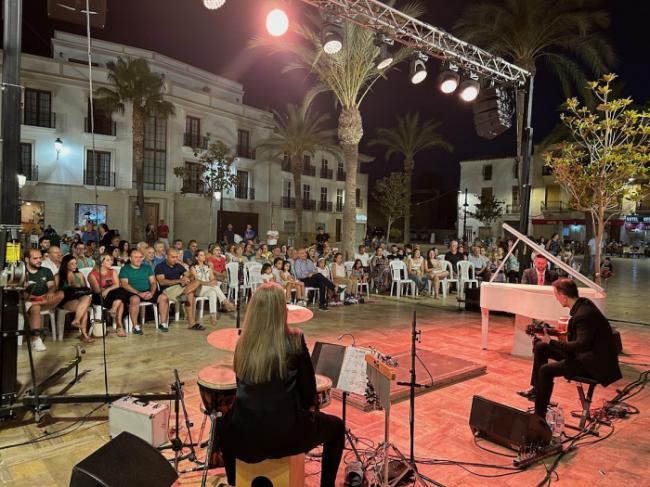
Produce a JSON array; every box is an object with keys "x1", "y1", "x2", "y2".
[{"x1": 566, "y1": 376, "x2": 600, "y2": 434}]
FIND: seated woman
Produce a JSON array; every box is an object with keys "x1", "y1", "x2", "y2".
[
  {"x1": 56, "y1": 254, "x2": 94, "y2": 343},
  {"x1": 208, "y1": 245, "x2": 228, "y2": 282},
  {"x1": 217, "y1": 283, "x2": 344, "y2": 487},
  {"x1": 315, "y1": 258, "x2": 331, "y2": 280},
  {"x1": 407, "y1": 248, "x2": 429, "y2": 294},
  {"x1": 276, "y1": 259, "x2": 306, "y2": 305},
  {"x1": 88, "y1": 254, "x2": 129, "y2": 336},
  {"x1": 423, "y1": 248, "x2": 449, "y2": 299},
  {"x1": 330, "y1": 253, "x2": 357, "y2": 297},
  {"x1": 369, "y1": 247, "x2": 390, "y2": 294},
  {"x1": 118, "y1": 240, "x2": 130, "y2": 266},
  {"x1": 191, "y1": 249, "x2": 236, "y2": 325},
  {"x1": 350, "y1": 259, "x2": 367, "y2": 286},
  {"x1": 488, "y1": 249, "x2": 506, "y2": 283}
]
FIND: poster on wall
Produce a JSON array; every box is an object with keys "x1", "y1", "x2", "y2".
[{"x1": 75, "y1": 203, "x2": 107, "y2": 227}]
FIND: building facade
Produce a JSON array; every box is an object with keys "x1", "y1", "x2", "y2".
[{"x1": 6, "y1": 31, "x2": 368, "y2": 245}]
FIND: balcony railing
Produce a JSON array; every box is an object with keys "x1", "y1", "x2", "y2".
[
  {"x1": 281, "y1": 196, "x2": 296, "y2": 209},
  {"x1": 336, "y1": 169, "x2": 346, "y2": 181},
  {"x1": 320, "y1": 167, "x2": 333, "y2": 179},
  {"x1": 21, "y1": 163, "x2": 38, "y2": 182},
  {"x1": 84, "y1": 170, "x2": 115, "y2": 187},
  {"x1": 541, "y1": 201, "x2": 568, "y2": 211},
  {"x1": 235, "y1": 186, "x2": 255, "y2": 200},
  {"x1": 236, "y1": 146, "x2": 256, "y2": 159},
  {"x1": 335, "y1": 202, "x2": 344, "y2": 212},
  {"x1": 303, "y1": 165, "x2": 316, "y2": 177},
  {"x1": 303, "y1": 199, "x2": 316, "y2": 210},
  {"x1": 505, "y1": 204, "x2": 521, "y2": 214},
  {"x1": 85, "y1": 117, "x2": 116, "y2": 136},
  {"x1": 183, "y1": 133, "x2": 209, "y2": 149},
  {"x1": 181, "y1": 180, "x2": 204, "y2": 194},
  {"x1": 319, "y1": 200, "x2": 333, "y2": 212},
  {"x1": 23, "y1": 112, "x2": 56, "y2": 129},
  {"x1": 637, "y1": 203, "x2": 650, "y2": 214}
]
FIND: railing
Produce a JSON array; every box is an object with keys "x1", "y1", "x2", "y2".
[
  {"x1": 335, "y1": 202, "x2": 344, "y2": 212},
  {"x1": 182, "y1": 180, "x2": 204, "y2": 194},
  {"x1": 235, "y1": 186, "x2": 255, "y2": 200},
  {"x1": 336, "y1": 169, "x2": 346, "y2": 181},
  {"x1": 319, "y1": 200, "x2": 333, "y2": 212},
  {"x1": 281, "y1": 196, "x2": 296, "y2": 209},
  {"x1": 183, "y1": 133, "x2": 209, "y2": 149},
  {"x1": 84, "y1": 170, "x2": 115, "y2": 187},
  {"x1": 505, "y1": 204, "x2": 521, "y2": 214},
  {"x1": 236, "y1": 146, "x2": 256, "y2": 159},
  {"x1": 320, "y1": 168, "x2": 333, "y2": 179},
  {"x1": 303, "y1": 165, "x2": 316, "y2": 177},
  {"x1": 356, "y1": 198, "x2": 363, "y2": 209},
  {"x1": 23, "y1": 112, "x2": 55, "y2": 129},
  {"x1": 303, "y1": 199, "x2": 316, "y2": 210},
  {"x1": 637, "y1": 203, "x2": 650, "y2": 214},
  {"x1": 85, "y1": 117, "x2": 116, "y2": 136},
  {"x1": 21, "y1": 164, "x2": 38, "y2": 182},
  {"x1": 541, "y1": 201, "x2": 568, "y2": 211}
]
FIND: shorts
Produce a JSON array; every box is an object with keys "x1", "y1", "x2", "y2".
[
  {"x1": 126, "y1": 289, "x2": 162, "y2": 303},
  {"x1": 162, "y1": 285, "x2": 184, "y2": 302}
]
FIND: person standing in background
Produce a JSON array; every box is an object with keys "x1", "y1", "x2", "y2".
[{"x1": 157, "y1": 219, "x2": 170, "y2": 247}]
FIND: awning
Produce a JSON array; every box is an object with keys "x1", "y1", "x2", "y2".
[{"x1": 531, "y1": 219, "x2": 585, "y2": 225}]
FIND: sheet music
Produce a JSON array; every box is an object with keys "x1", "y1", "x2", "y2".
[{"x1": 337, "y1": 346, "x2": 369, "y2": 395}]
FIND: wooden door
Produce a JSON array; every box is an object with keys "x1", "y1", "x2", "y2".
[{"x1": 131, "y1": 201, "x2": 159, "y2": 242}]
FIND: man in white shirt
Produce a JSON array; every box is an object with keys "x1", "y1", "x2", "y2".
[
  {"x1": 467, "y1": 245, "x2": 490, "y2": 281},
  {"x1": 266, "y1": 223, "x2": 279, "y2": 249},
  {"x1": 41, "y1": 245, "x2": 63, "y2": 274},
  {"x1": 354, "y1": 244, "x2": 370, "y2": 270}
]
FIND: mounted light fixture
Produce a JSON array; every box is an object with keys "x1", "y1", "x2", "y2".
[
  {"x1": 17, "y1": 174, "x2": 26, "y2": 189},
  {"x1": 409, "y1": 52, "x2": 428, "y2": 85},
  {"x1": 202, "y1": 0, "x2": 226, "y2": 9},
  {"x1": 54, "y1": 137, "x2": 63, "y2": 159},
  {"x1": 459, "y1": 73, "x2": 480, "y2": 102},
  {"x1": 438, "y1": 63, "x2": 460, "y2": 94},
  {"x1": 266, "y1": 8, "x2": 289, "y2": 36},
  {"x1": 322, "y1": 17, "x2": 343, "y2": 55},
  {"x1": 374, "y1": 34, "x2": 394, "y2": 70}
]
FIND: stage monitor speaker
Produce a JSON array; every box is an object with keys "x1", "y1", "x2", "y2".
[
  {"x1": 469, "y1": 395, "x2": 551, "y2": 451},
  {"x1": 69, "y1": 432, "x2": 178, "y2": 487},
  {"x1": 464, "y1": 287, "x2": 480, "y2": 312}
]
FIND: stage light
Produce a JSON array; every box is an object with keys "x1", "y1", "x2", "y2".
[
  {"x1": 202, "y1": 0, "x2": 226, "y2": 9},
  {"x1": 438, "y1": 64, "x2": 460, "y2": 94},
  {"x1": 374, "y1": 34, "x2": 394, "y2": 70},
  {"x1": 459, "y1": 75, "x2": 480, "y2": 102},
  {"x1": 266, "y1": 8, "x2": 289, "y2": 37},
  {"x1": 322, "y1": 20, "x2": 343, "y2": 55},
  {"x1": 409, "y1": 53, "x2": 428, "y2": 85}
]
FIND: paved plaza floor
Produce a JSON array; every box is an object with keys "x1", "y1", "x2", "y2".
[{"x1": 1, "y1": 257, "x2": 649, "y2": 486}]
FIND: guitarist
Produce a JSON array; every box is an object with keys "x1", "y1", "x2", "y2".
[{"x1": 518, "y1": 278, "x2": 622, "y2": 419}]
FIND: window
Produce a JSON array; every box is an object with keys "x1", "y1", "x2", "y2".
[
  {"x1": 337, "y1": 161, "x2": 344, "y2": 171},
  {"x1": 512, "y1": 160, "x2": 519, "y2": 179},
  {"x1": 283, "y1": 180, "x2": 292, "y2": 198},
  {"x1": 284, "y1": 220, "x2": 296, "y2": 234},
  {"x1": 184, "y1": 116, "x2": 201, "y2": 147},
  {"x1": 481, "y1": 187, "x2": 493, "y2": 201},
  {"x1": 304, "y1": 155, "x2": 311, "y2": 165},
  {"x1": 236, "y1": 170, "x2": 250, "y2": 199},
  {"x1": 85, "y1": 150, "x2": 113, "y2": 186},
  {"x1": 355, "y1": 188, "x2": 362, "y2": 208},
  {"x1": 482, "y1": 164, "x2": 493, "y2": 181},
  {"x1": 320, "y1": 187, "x2": 328, "y2": 202},
  {"x1": 86, "y1": 98, "x2": 114, "y2": 135},
  {"x1": 24, "y1": 88, "x2": 53, "y2": 128},
  {"x1": 237, "y1": 129, "x2": 250, "y2": 158},
  {"x1": 321, "y1": 158, "x2": 328, "y2": 169},
  {"x1": 135, "y1": 116, "x2": 167, "y2": 190},
  {"x1": 183, "y1": 161, "x2": 204, "y2": 194},
  {"x1": 512, "y1": 186, "x2": 520, "y2": 207},
  {"x1": 336, "y1": 161, "x2": 346, "y2": 181},
  {"x1": 336, "y1": 188, "x2": 344, "y2": 211},
  {"x1": 303, "y1": 184, "x2": 311, "y2": 201},
  {"x1": 20, "y1": 143, "x2": 35, "y2": 181}
]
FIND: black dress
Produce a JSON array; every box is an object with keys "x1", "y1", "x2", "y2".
[{"x1": 217, "y1": 333, "x2": 344, "y2": 487}]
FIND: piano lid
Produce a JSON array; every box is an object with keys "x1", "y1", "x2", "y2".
[{"x1": 502, "y1": 223, "x2": 605, "y2": 295}]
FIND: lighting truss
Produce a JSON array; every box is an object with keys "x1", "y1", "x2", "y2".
[{"x1": 298, "y1": 0, "x2": 530, "y2": 86}]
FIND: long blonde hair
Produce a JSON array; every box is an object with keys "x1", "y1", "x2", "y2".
[{"x1": 234, "y1": 282, "x2": 301, "y2": 383}]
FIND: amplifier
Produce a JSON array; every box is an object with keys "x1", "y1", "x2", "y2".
[{"x1": 109, "y1": 396, "x2": 170, "y2": 447}]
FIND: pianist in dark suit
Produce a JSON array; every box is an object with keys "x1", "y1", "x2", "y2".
[
  {"x1": 521, "y1": 278, "x2": 622, "y2": 418},
  {"x1": 520, "y1": 254, "x2": 558, "y2": 285}
]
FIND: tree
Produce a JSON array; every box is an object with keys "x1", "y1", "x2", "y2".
[
  {"x1": 173, "y1": 138, "x2": 238, "y2": 242},
  {"x1": 254, "y1": 2, "x2": 425, "y2": 258},
  {"x1": 256, "y1": 98, "x2": 337, "y2": 242},
  {"x1": 369, "y1": 113, "x2": 452, "y2": 242},
  {"x1": 455, "y1": 0, "x2": 615, "y2": 205},
  {"x1": 544, "y1": 74, "x2": 650, "y2": 283},
  {"x1": 373, "y1": 173, "x2": 410, "y2": 246},
  {"x1": 95, "y1": 57, "x2": 175, "y2": 240},
  {"x1": 469, "y1": 193, "x2": 504, "y2": 234}
]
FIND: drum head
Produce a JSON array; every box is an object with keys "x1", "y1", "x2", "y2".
[
  {"x1": 315, "y1": 374, "x2": 332, "y2": 392},
  {"x1": 207, "y1": 328, "x2": 242, "y2": 352},
  {"x1": 197, "y1": 365, "x2": 236, "y2": 390}
]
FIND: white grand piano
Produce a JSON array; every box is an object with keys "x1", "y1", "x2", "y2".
[{"x1": 480, "y1": 224, "x2": 606, "y2": 354}]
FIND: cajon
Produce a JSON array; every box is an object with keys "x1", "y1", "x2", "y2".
[{"x1": 235, "y1": 453, "x2": 305, "y2": 487}]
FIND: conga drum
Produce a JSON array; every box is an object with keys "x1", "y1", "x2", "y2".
[
  {"x1": 315, "y1": 374, "x2": 332, "y2": 410},
  {"x1": 197, "y1": 365, "x2": 237, "y2": 468}
]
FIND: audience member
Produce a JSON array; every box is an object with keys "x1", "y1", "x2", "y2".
[
  {"x1": 42, "y1": 245, "x2": 63, "y2": 274},
  {"x1": 407, "y1": 248, "x2": 428, "y2": 294},
  {"x1": 88, "y1": 254, "x2": 128, "y2": 336},
  {"x1": 331, "y1": 253, "x2": 357, "y2": 298},
  {"x1": 467, "y1": 245, "x2": 490, "y2": 281},
  {"x1": 370, "y1": 247, "x2": 390, "y2": 293},
  {"x1": 57, "y1": 254, "x2": 94, "y2": 343},
  {"x1": 521, "y1": 254, "x2": 558, "y2": 286},
  {"x1": 294, "y1": 248, "x2": 335, "y2": 311},
  {"x1": 73, "y1": 241, "x2": 95, "y2": 269},
  {"x1": 315, "y1": 227, "x2": 329, "y2": 254},
  {"x1": 183, "y1": 240, "x2": 198, "y2": 266},
  {"x1": 156, "y1": 249, "x2": 202, "y2": 331},
  {"x1": 266, "y1": 223, "x2": 279, "y2": 249},
  {"x1": 157, "y1": 219, "x2": 170, "y2": 247},
  {"x1": 244, "y1": 224, "x2": 256, "y2": 241},
  {"x1": 191, "y1": 249, "x2": 235, "y2": 325},
  {"x1": 424, "y1": 248, "x2": 449, "y2": 299}
]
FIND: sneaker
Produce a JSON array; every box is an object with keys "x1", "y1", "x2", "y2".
[
  {"x1": 31, "y1": 337, "x2": 47, "y2": 352},
  {"x1": 297, "y1": 299, "x2": 307, "y2": 307},
  {"x1": 158, "y1": 323, "x2": 169, "y2": 332},
  {"x1": 318, "y1": 305, "x2": 329, "y2": 311},
  {"x1": 517, "y1": 387, "x2": 537, "y2": 401},
  {"x1": 133, "y1": 327, "x2": 143, "y2": 335}
]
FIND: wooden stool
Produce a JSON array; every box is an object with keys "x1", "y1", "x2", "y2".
[{"x1": 236, "y1": 453, "x2": 305, "y2": 487}]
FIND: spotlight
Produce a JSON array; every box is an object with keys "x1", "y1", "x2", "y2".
[
  {"x1": 459, "y1": 74, "x2": 480, "y2": 102},
  {"x1": 409, "y1": 53, "x2": 428, "y2": 85},
  {"x1": 322, "y1": 20, "x2": 343, "y2": 55},
  {"x1": 202, "y1": 0, "x2": 226, "y2": 9},
  {"x1": 374, "y1": 34, "x2": 394, "y2": 70},
  {"x1": 266, "y1": 8, "x2": 289, "y2": 37},
  {"x1": 438, "y1": 64, "x2": 460, "y2": 94}
]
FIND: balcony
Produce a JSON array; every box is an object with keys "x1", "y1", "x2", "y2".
[
  {"x1": 85, "y1": 117, "x2": 116, "y2": 136},
  {"x1": 84, "y1": 170, "x2": 116, "y2": 187},
  {"x1": 336, "y1": 169, "x2": 346, "y2": 181},
  {"x1": 303, "y1": 199, "x2": 316, "y2": 210},
  {"x1": 541, "y1": 201, "x2": 569, "y2": 212},
  {"x1": 319, "y1": 200, "x2": 333, "y2": 212},
  {"x1": 320, "y1": 167, "x2": 333, "y2": 179},
  {"x1": 505, "y1": 204, "x2": 521, "y2": 214},
  {"x1": 281, "y1": 196, "x2": 296, "y2": 209},
  {"x1": 236, "y1": 145, "x2": 256, "y2": 159},
  {"x1": 20, "y1": 163, "x2": 38, "y2": 182},
  {"x1": 235, "y1": 186, "x2": 256, "y2": 200},
  {"x1": 637, "y1": 203, "x2": 650, "y2": 214},
  {"x1": 183, "y1": 133, "x2": 209, "y2": 149},
  {"x1": 23, "y1": 112, "x2": 56, "y2": 129},
  {"x1": 303, "y1": 165, "x2": 316, "y2": 177},
  {"x1": 335, "y1": 202, "x2": 344, "y2": 212}
]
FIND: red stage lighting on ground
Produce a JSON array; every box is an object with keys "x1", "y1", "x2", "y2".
[{"x1": 266, "y1": 8, "x2": 289, "y2": 37}]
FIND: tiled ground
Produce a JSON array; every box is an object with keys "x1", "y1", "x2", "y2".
[{"x1": 1, "y1": 256, "x2": 649, "y2": 486}]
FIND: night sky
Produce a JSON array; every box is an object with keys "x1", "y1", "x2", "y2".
[{"x1": 13, "y1": 0, "x2": 650, "y2": 226}]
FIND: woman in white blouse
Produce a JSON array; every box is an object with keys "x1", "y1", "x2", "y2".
[
  {"x1": 407, "y1": 248, "x2": 429, "y2": 294},
  {"x1": 330, "y1": 253, "x2": 357, "y2": 297},
  {"x1": 191, "y1": 249, "x2": 235, "y2": 325}
]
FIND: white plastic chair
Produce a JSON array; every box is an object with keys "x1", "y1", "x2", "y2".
[
  {"x1": 440, "y1": 260, "x2": 459, "y2": 297},
  {"x1": 389, "y1": 260, "x2": 416, "y2": 298},
  {"x1": 344, "y1": 261, "x2": 354, "y2": 277},
  {"x1": 246, "y1": 264, "x2": 263, "y2": 296},
  {"x1": 18, "y1": 310, "x2": 56, "y2": 346},
  {"x1": 226, "y1": 262, "x2": 242, "y2": 304},
  {"x1": 457, "y1": 261, "x2": 479, "y2": 299},
  {"x1": 79, "y1": 267, "x2": 104, "y2": 328},
  {"x1": 357, "y1": 280, "x2": 370, "y2": 298},
  {"x1": 125, "y1": 301, "x2": 159, "y2": 333}
]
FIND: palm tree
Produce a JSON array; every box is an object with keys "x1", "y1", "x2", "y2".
[
  {"x1": 256, "y1": 98, "x2": 337, "y2": 242},
  {"x1": 369, "y1": 113, "x2": 452, "y2": 242},
  {"x1": 255, "y1": 3, "x2": 425, "y2": 258},
  {"x1": 455, "y1": 0, "x2": 615, "y2": 193},
  {"x1": 95, "y1": 57, "x2": 175, "y2": 239}
]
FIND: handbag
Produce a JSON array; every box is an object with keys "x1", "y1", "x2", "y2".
[{"x1": 68, "y1": 287, "x2": 93, "y2": 300}]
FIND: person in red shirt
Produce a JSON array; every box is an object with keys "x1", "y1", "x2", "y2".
[
  {"x1": 207, "y1": 244, "x2": 227, "y2": 281},
  {"x1": 157, "y1": 219, "x2": 170, "y2": 247}
]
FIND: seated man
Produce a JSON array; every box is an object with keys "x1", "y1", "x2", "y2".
[
  {"x1": 467, "y1": 245, "x2": 490, "y2": 281},
  {"x1": 521, "y1": 254, "x2": 558, "y2": 286},
  {"x1": 519, "y1": 278, "x2": 622, "y2": 419},
  {"x1": 294, "y1": 248, "x2": 335, "y2": 311},
  {"x1": 119, "y1": 249, "x2": 169, "y2": 335},
  {"x1": 354, "y1": 244, "x2": 371, "y2": 273},
  {"x1": 156, "y1": 249, "x2": 203, "y2": 331},
  {"x1": 23, "y1": 249, "x2": 64, "y2": 351}
]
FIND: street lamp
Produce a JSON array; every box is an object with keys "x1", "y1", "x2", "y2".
[
  {"x1": 54, "y1": 137, "x2": 63, "y2": 160},
  {"x1": 462, "y1": 188, "x2": 469, "y2": 242}
]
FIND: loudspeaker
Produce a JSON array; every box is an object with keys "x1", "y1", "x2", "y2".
[
  {"x1": 469, "y1": 395, "x2": 551, "y2": 451},
  {"x1": 473, "y1": 86, "x2": 513, "y2": 140},
  {"x1": 464, "y1": 287, "x2": 480, "y2": 312},
  {"x1": 70, "y1": 432, "x2": 178, "y2": 487}
]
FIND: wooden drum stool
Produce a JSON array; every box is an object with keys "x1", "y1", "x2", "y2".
[{"x1": 236, "y1": 453, "x2": 305, "y2": 487}]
